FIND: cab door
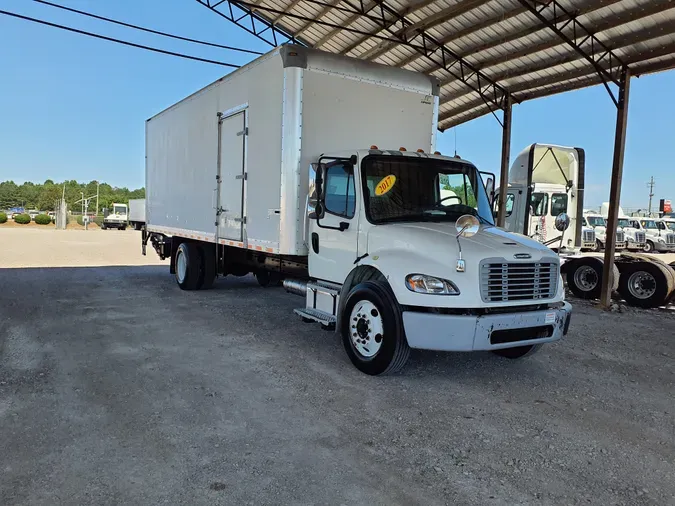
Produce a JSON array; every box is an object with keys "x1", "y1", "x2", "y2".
[{"x1": 308, "y1": 159, "x2": 360, "y2": 283}]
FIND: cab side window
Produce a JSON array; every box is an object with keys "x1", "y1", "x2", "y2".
[
  {"x1": 550, "y1": 193, "x2": 568, "y2": 216},
  {"x1": 530, "y1": 193, "x2": 548, "y2": 216},
  {"x1": 505, "y1": 194, "x2": 514, "y2": 217},
  {"x1": 324, "y1": 163, "x2": 356, "y2": 218}
]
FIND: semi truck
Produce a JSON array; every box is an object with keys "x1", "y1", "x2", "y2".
[
  {"x1": 502, "y1": 143, "x2": 675, "y2": 308},
  {"x1": 636, "y1": 217, "x2": 675, "y2": 253},
  {"x1": 582, "y1": 211, "x2": 626, "y2": 251},
  {"x1": 102, "y1": 203, "x2": 128, "y2": 230},
  {"x1": 599, "y1": 203, "x2": 645, "y2": 252},
  {"x1": 129, "y1": 199, "x2": 146, "y2": 230},
  {"x1": 142, "y1": 45, "x2": 572, "y2": 375}
]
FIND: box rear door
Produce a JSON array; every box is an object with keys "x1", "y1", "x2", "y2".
[{"x1": 217, "y1": 110, "x2": 246, "y2": 242}]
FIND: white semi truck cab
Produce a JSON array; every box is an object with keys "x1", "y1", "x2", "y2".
[
  {"x1": 583, "y1": 212, "x2": 626, "y2": 251},
  {"x1": 638, "y1": 217, "x2": 675, "y2": 253},
  {"x1": 599, "y1": 203, "x2": 645, "y2": 251},
  {"x1": 103, "y1": 203, "x2": 128, "y2": 230},
  {"x1": 142, "y1": 45, "x2": 572, "y2": 375}
]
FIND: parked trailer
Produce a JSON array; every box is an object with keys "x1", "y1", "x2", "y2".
[
  {"x1": 129, "y1": 199, "x2": 146, "y2": 230},
  {"x1": 503, "y1": 143, "x2": 675, "y2": 309},
  {"x1": 143, "y1": 45, "x2": 571, "y2": 375}
]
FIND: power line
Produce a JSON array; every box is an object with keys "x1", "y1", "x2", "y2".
[
  {"x1": 32, "y1": 0, "x2": 263, "y2": 56},
  {"x1": 0, "y1": 9, "x2": 241, "y2": 68}
]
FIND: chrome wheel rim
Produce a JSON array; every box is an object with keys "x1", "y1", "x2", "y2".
[
  {"x1": 349, "y1": 301, "x2": 384, "y2": 358},
  {"x1": 627, "y1": 271, "x2": 656, "y2": 300},
  {"x1": 573, "y1": 265, "x2": 598, "y2": 292},
  {"x1": 176, "y1": 250, "x2": 187, "y2": 283}
]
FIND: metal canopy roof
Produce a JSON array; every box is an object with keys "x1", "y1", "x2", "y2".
[{"x1": 196, "y1": 0, "x2": 675, "y2": 130}]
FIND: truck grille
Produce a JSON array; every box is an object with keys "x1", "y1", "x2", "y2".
[
  {"x1": 634, "y1": 231, "x2": 645, "y2": 244},
  {"x1": 666, "y1": 233, "x2": 675, "y2": 246},
  {"x1": 583, "y1": 229, "x2": 595, "y2": 243},
  {"x1": 616, "y1": 230, "x2": 625, "y2": 243},
  {"x1": 480, "y1": 261, "x2": 558, "y2": 303}
]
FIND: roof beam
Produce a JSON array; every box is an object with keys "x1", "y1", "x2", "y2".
[
  {"x1": 294, "y1": 0, "x2": 344, "y2": 38},
  {"x1": 358, "y1": 0, "x2": 485, "y2": 61},
  {"x1": 439, "y1": 17, "x2": 675, "y2": 104},
  {"x1": 438, "y1": 104, "x2": 492, "y2": 131},
  {"x1": 336, "y1": 0, "x2": 439, "y2": 55},
  {"x1": 515, "y1": 0, "x2": 626, "y2": 95},
  {"x1": 394, "y1": 6, "x2": 529, "y2": 69}
]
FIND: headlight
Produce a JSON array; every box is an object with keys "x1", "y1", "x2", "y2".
[
  {"x1": 657, "y1": 237, "x2": 665, "y2": 243},
  {"x1": 405, "y1": 274, "x2": 460, "y2": 295}
]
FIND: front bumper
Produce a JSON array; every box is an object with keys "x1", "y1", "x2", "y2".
[
  {"x1": 627, "y1": 243, "x2": 646, "y2": 251},
  {"x1": 654, "y1": 242, "x2": 675, "y2": 252},
  {"x1": 402, "y1": 302, "x2": 572, "y2": 352}
]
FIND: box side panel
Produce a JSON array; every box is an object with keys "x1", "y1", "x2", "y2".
[
  {"x1": 283, "y1": 69, "x2": 435, "y2": 253},
  {"x1": 146, "y1": 53, "x2": 284, "y2": 246}
]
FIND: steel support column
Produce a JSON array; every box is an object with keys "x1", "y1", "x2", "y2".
[
  {"x1": 600, "y1": 67, "x2": 631, "y2": 308},
  {"x1": 497, "y1": 94, "x2": 512, "y2": 228}
]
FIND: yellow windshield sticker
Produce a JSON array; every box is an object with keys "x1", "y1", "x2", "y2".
[{"x1": 375, "y1": 175, "x2": 396, "y2": 196}]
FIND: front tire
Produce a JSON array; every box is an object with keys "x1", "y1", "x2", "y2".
[
  {"x1": 341, "y1": 281, "x2": 410, "y2": 375},
  {"x1": 175, "y1": 242, "x2": 201, "y2": 290},
  {"x1": 492, "y1": 345, "x2": 540, "y2": 359},
  {"x1": 643, "y1": 241, "x2": 654, "y2": 253}
]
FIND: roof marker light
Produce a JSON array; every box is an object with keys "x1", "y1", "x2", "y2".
[
  {"x1": 399, "y1": 147, "x2": 407, "y2": 151},
  {"x1": 370, "y1": 145, "x2": 379, "y2": 149}
]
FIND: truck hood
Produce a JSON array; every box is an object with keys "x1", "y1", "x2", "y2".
[
  {"x1": 368, "y1": 221, "x2": 554, "y2": 259},
  {"x1": 364, "y1": 222, "x2": 562, "y2": 309}
]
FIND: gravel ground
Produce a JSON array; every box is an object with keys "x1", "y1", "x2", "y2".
[{"x1": 1, "y1": 229, "x2": 675, "y2": 505}]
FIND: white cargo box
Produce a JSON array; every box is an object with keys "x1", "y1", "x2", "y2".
[{"x1": 146, "y1": 45, "x2": 439, "y2": 256}]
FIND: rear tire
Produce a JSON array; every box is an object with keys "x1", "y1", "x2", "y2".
[
  {"x1": 175, "y1": 242, "x2": 201, "y2": 290},
  {"x1": 341, "y1": 280, "x2": 410, "y2": 375},
  {"x1": 566, "y1": 258, "x2": 619, "y2": 299},
  {"x1": 198, "y1": 244, "x2": 216, "y2": 290},
  {"x1": 618, "y1": 262, "x2": 668, "y2": 308},
  {"x1": 492, "y1": 345, "x2": 540, "y2": 359}
]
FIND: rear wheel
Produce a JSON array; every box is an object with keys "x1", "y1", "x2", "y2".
[
  {"x1": 175, "y1": 242, "x2": 201, "y2": 290},
  {"x1": 198, "y1": 244, "x2": 216, "y2": 290},
  {"x1": 341, "y1": 281, "x2": 410, "y2": 375},
  {"x1": 618, "y1": 262, "x2": 668, "y2": 308},
  {"x1": 492, "y1": 345, "x2": 540, "y2": 359},
  {"x1": 566, "y1": 258, "x2": 619, "y2": 299}
]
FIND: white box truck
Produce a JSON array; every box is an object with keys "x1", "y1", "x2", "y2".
[
  {"x1": 129, "y1": 199, "x2": 146, "y2": 230},
  {"x1": 143, "y1": 45, "x2": 573, "y2": 375}
]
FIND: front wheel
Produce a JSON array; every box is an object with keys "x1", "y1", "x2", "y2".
[
  {"x1": 492, "y1": 345, "x2": 540, "y2": 359},
  {"x1": 643, "y1": 241, "x2": 654, "y2": 253},
  {"x1": 341, "y1": 281, "x2": 410, "y2": 375},
  {"x1": 101, "y1": 223, "x2": 107, "y2": 230}
]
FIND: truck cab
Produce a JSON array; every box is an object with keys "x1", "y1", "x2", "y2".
[
  {"x1": 499, "y1": 144, "x2": 594, "y2": 252},
  {"x1": 304, "y1": 148, "x2": 571, "y2": 374},
  {"x1": 599, "y1": 203, "x2": 644, "y2": 251},
  {"x1": 640, "y1": 218, "x2": 675, "y2": 253},
  {"x1": 583, "y1": 212, "x2": 626, "y2": 251},
  {"x1": 102, "y1": 203, "x2": 128, "y2": 230}
]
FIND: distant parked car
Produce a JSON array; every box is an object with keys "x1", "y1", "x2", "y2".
[{"x1": 27, "y1": 210, "x2": 40, "y2": 221}]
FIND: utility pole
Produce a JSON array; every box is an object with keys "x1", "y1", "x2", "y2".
[
  {"x1": 647, "y1": 176, "x2": 655, "y2": 215},
  {"x1": 96, "y1": 182, "x2": 100, "y2": 216}
]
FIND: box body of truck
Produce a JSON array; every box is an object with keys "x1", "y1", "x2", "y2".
[
  {"x1": 129, "y1": 199, "x2": 146, "y2": 230},
  {"x1": 145, "y1": 45, "x2": 438, "y2": 255}
]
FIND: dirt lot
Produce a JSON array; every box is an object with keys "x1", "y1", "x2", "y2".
[{"x1": 1, "y1": 229, "x2": 675, "y2": 505}]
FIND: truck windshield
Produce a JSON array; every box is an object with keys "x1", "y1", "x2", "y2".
[
  {"x1": 664, "y1": 221, "x2": 675, "y2": 231},
  {"x1": 586, "y1": 216, "x2": 605, "y2": 227},
  {"x1": 113, "y1": 206, "x2": 126, "y2": 215},
  {"x1": 361, "y1": 155, "x2": 494, "y2": 225},
  {"x1": 617, "y1": 218, "x2": 631, "y2": 228},
  {"x1": 641, "y1": 220, "x2": 657, "y2": 229}
]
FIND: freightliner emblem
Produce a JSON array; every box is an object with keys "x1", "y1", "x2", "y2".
[{"x1": 514, "y1": 253, "x2": 532, "y2": 259}]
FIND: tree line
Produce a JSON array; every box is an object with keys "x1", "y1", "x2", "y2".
[{"x1": 0, "y1": 180, "x2": 145, "y2": 212}]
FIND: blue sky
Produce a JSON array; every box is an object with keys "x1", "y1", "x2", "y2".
[{"x1": 1, "y1": 0, "x2": 673, "y2": 209}]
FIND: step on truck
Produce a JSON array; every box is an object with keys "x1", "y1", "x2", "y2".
[
  {"x1": 501, "y1": 143, "x2": 675, "y2": 309},
  {"x1": 142, "y1": 45, "x2": 572, "y2": 375}
]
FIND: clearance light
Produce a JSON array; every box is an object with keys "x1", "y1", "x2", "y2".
[
  {"x1": 417, "y1": 149, "x2": 424, "y2": 153},
  {"x1": 434, "y1": 151, "x2": 441, "y2": 155},
  {"x1": 370, "y1": 145, "x2": 379, "y2": 149},
  {"x1": 399, "y1": 147, "x2": 407, "y2": 151}
]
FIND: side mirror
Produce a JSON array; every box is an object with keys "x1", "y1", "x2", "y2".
[
  {"x1": 308, "y1": 162, "x2": 327, "y2": 220},
  {"x1": 555, "y1": 213, "x2": 571, "y2": 232}
]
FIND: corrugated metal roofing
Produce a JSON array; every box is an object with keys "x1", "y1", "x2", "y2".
[{"x1": 197, "y1": 0, "x2": 675, "y2": 130}]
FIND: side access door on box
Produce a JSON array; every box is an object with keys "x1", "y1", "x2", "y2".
[{"x1": 216, "y1": 106, "x2": 248, "y2": 243}]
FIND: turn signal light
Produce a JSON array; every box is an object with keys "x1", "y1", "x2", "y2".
[
  {"x1": 370, "y1": 145, "x2": 379, "y2": 149},
  {"x1": 399, "y1": 147, "x2": 407, "y2": 151}
]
